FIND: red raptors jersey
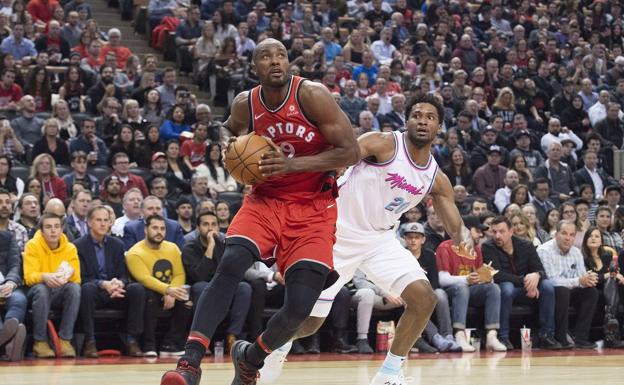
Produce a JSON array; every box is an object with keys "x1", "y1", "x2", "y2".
[{"x1": 249, "y1": 76, "x2": 332, "y2": 201}]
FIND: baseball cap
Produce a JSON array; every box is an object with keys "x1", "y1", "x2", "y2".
[
  {"x1": 560, "y1": 138, "x2": 576, "y2": 148},
  {"x1": 463, "y1": 215, "x2": 489, "y2": 231},
  {"x1": 488, "y1": 145, "x2": 502, "y2": 154},
  {"x1": 483, "y1": 125, "x2": 497, "y2": 134},
  {"x1": 151, "y1": 152, "x2": 166, "y2": 162},
  {"x1": 515, "y1": 129, "x2": 531, "y2": 140},
  {"x1": 513, "y1": 70, "x2": 527, "y2": 81},
  {"x1": 605, "y1": 185, "x2": 621, "y2": 195},
  {"x1": 176, "y1": 196, "x2": 193, "y2": 209},
  {"x1": 402, "y1": 222, "x2": 425, "y2": 235}
]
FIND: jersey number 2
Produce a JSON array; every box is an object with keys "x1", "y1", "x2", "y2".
[{"x1": 385, "y1": 197, "x2": 409, "y2": 212}]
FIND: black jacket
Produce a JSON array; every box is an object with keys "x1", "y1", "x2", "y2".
[
  {"x1": 0, "y1": 231, "x2": 22, "y2": 285},
  {"x1": 181, "y1": 233, "x2": 226, "y2": 285},
  {"x1": 574, "y1": 167, "x2": 617, "y2": 194},
  {"x1": 75, "y1": 233, "x2": 129, "y2": 285},
  {"x1": 482, "y1": 236, "x2": 546, "y2": 287}
]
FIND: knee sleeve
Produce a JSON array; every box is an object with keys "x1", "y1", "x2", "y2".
[{"x1": 213, "y1": 243, "x2": 257, "y2": 284}]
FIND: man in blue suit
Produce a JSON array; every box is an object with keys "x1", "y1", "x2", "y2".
[
  {"x1": 76, "y1": 205, "x2": 146, "y2": 358},
  {"x1": 122, "y1": 196, "x2": 185, "y2": 251}
]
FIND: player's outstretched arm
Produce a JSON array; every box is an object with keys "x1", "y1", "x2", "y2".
[
  {"x1": 259, "y1": 82, "x2": 360, "y2": 177},
  {"x1": 222, "y1": 91, "x2": 251, "y2": 138},
  {"x1": 430, "y1": 171, "x2": 473, "y2": 252}
]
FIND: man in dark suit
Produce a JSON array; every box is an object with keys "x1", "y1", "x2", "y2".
[
  {"x1": 574, "y1": 150, "x2": 617, "y2": 200},
  {"x1": 76, "y1": 206, "x2": 145, "y2": 358},
  {"x1": 531, "y1": 178, "x2": 556, "y2": 224},
  {"x1": 382, "y1": 94, "x2": 406, "y2": 131},
  {"x1": 122, "y1": 195, "x2": 185, "y2": 251}
]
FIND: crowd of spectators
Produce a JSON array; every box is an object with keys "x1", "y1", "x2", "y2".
[{"x1": 3, "y1": 0, "x2": 624, "y2": 360}]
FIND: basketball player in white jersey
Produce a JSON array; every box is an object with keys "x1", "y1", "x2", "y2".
[{"x1": 259, "y1": 94, "x2": 474, "y2": 385}]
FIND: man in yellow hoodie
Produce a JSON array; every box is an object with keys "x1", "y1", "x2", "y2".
[
  {"x1": 126, "y1": 214, "x2": 191, "y2": 357},
  {"x1": 23, "y1": 213, "x2": 81, "y2": 358}
]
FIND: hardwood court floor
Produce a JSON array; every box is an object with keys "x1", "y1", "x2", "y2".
[{"x1": 1, "y1": 350, "x2": 623, "y2": 385}]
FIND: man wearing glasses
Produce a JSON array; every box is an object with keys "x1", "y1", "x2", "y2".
[{"x1": 101, "y1": 153, "x2": 148, "y2": 198}]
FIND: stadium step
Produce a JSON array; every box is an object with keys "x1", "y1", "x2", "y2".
[{"x1": 91, "y1": 0, "x2": 225, "y2": 117}]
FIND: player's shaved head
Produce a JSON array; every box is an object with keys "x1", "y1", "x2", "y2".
[{"x1": 252, "y1": 38, "x2": 287, "y2": 64}]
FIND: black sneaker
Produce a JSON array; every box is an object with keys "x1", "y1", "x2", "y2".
[
  {"x1": 160, "y1": 359, "x2": 202, "y2": 385},
  {"x1": 411, "y1": 338, "x2": 438, "y2": 354},
  {"x1": 332, "y1": 338, "x2": 358, "y2": 354},
  {"x1": 574, "y1": 339, "x2": 597, "y2": 349},
  {"x1": 604, "y1": 340, "x2": 624, "y2": 349},
  {"x1": 500, "y1": 338, "x2": 515, "y2": 350},
  {"x1": 291, "y1": 340, "x2": 306, "y2": 355},
  {"x1": 231, "y1": 340, "x2": 260, "y2": 385},
  {"x1": 538, "y1": 336, "x2": 562, "y2": 350},
  {"x1": 356, "y1": 338, "x2": 374, "y2": 354},
  {"x1": 306, "y1": 334, "x2": 320, "y2": 354}
]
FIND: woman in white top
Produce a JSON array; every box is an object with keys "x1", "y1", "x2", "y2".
[
  {"x1": 194, "y1": 21, "x2": 220, "y2": 98},
  {"x1": 195, "y1": 142, "x2": 237, "y2": 199}
]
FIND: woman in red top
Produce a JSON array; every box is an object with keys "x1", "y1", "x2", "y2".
[
  {"x1": 29, "y1": 153, "x2": 67, "y2": 202},
  {"x1": 72, "y1": 31, "x2": 91, "y2": 58}
]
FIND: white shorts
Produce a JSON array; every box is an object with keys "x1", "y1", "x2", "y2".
[{"x1": 310, "y1": 230, "x2": 428, "y2": 318}]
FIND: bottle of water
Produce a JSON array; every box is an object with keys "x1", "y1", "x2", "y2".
[{"x1": 214, "y1": 341, "x2": 224, "y2": 359}]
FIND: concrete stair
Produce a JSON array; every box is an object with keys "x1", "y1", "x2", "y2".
[{"x1": 91, "y1": 1, "x2": 226, "y2": 118}]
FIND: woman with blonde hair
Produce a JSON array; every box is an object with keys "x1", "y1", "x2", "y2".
[
  {"x1": 342, "y1": 28, "x2": 370, "y2": 67},
  {"x1": 121, "y1": 99, "x2": 149, "y2": 135},
  {"x1": 32, "y1": 118, "x2": 70, "y2": 166},
  {"x1": 29, "y1": 153, "x2": 67, "y2": 201},
  {"x1": 52, "y1": 100, "x2": 78, "y2": 140},
  {"x1": 522, "y1": 204, "x2": 551, "y2": 243},
  {"x1": 508, "y1": 211, "x2": 541, "y2": 246},
  {"x1": 492, "y1": 87, "x2": 516, "y2": 124},
  {"x1": 194, "y1": 20, "x2": 220, "y2": 97}
]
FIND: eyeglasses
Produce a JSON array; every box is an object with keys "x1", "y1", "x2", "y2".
[{"x1": 563, "y1": 210, "x2": 576, "y2": 214}]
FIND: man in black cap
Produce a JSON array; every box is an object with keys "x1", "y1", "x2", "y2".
[
  {"x1": 470, "y1": 126, "x2": 509, "y2": 171},
  {"x1": 473, "y1": 145, "x2": 507, "y2": 201},
  {"x1": 509, "y1": 128, "x2": 544, "y2": 174},
  {"x1": 552, "y1": 78, "x2": 576, "y2": 117}
]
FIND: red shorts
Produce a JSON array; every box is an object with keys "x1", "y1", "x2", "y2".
[{"x1": 226, "y1": 193, "x2": 338, "y2": 273}]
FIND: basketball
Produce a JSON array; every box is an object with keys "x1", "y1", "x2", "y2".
[{"x1": 224, "y1": 133, "x2": 273, "y2": 185}]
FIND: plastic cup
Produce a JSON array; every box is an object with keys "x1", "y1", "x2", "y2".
[
  {"x1": 520, "y1": 328, "x2": 532, "y2": 351},
  {"x1": 181, "y1": 285, "x2": 191, "y2": 301},
  {"x1": 471, "y1": 337, "x2": 481, "y2": 352}
]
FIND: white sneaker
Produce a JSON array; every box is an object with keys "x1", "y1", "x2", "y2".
[
  {"x1": 259, "y1": 340, "x2": 292, "y2": 384},
  {"x1": 370, "y1": 371, "x2": 413, "y2": 385},
  {"x1": 143, "y1": 350, "x2": 158, "y2": 357},
  {"x1": 485, "y1": 330, "x2": 507, "y2": 352},
  {"x1": 455, "y1": 331, "x2": 475, "y2": 352}
]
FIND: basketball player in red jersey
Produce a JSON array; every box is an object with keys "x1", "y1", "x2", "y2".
[{"x1": 161, "y1": 39, "x2": 359, "y2": 385}]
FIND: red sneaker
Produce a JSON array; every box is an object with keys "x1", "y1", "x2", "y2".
[{"x1": 160, "y1": 360, "x2": 202, "y2": 385}]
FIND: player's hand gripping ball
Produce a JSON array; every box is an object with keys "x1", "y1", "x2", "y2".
[{"x1": 224, "y1": 133, "x2": 272, "y2": 185}]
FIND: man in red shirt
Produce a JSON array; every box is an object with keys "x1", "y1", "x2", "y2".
[
  {"x1": 0, "y1": 69, "x2": 22, "y2": 111},
  {"x1": 27, "y1": 0, "x2": 60, "y2": 25},
  {"x1": 180, "y1": 122, "x2": 208, "y2": 171},
  {"x1": 436, "y1": 215, "x2": 507, "y2": 352},
  {"x1": 99, "y1": 28, "x2": 132, "y2": 69},
  {"x1": 101, "y1": 153, "x2": 148, "y2": 198}
]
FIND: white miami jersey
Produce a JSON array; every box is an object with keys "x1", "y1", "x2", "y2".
[{"x1": 336, "y1": 131, "x2": 439, "y2": 235}]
